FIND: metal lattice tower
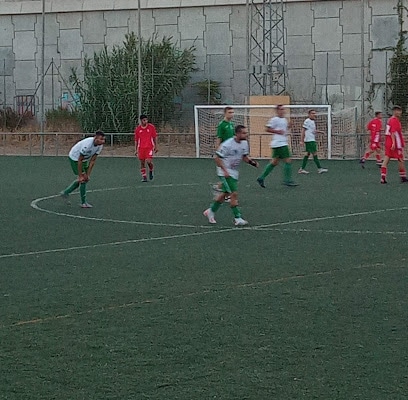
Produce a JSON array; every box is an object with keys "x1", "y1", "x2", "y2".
[{"x1": 247, "y1": 0, "x2": 286, "y2": 96}]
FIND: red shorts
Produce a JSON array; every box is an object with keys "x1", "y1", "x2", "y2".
[
  {"x1": 385, "y1": 145, "x2": 404, "y2": 160},
  {"x1": 138, "y1": 147, "x2": 154, "y2": 160},
  {"x1": 370, "y1": 142, "x2": 380, "y2": 151}
]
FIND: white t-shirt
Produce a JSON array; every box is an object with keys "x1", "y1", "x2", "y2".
[
  {"x1": 69, "y1": 137, "x2": 103, "y2": 161},
  {"x1": 303, "y1": 118, "x2": 316, "y2": 142},
  {"x1": 266, "y1": 116, "x2": 289, "y2": 148},
  {"x1": 216, "y1": 137, "x2": 249, "y2": 179}
]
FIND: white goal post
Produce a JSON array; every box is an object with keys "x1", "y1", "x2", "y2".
[{"x1": 194, "y1": 104, "x2": 357, "y2": 159}]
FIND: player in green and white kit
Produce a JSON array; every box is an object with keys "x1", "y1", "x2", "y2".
[
  {"x1": 204, "y1": 125, "x2": 259, "y2": 226},
  {"x1": 60, "y1": 131, "x2": 105, "y2": 208},
  {"x1": 256, "y1": 105, "x2": 297, "y2": 188},
  {"x1": 298, "y1": 109, "x2": 328, "y2": 174}
]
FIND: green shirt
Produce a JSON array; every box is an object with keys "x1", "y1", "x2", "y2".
[{"x1": 217, "y1": 120, "x2": 234, "y2": 143}]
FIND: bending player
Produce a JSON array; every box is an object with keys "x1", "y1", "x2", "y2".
[
  {"x1": 380, "y1": 105, "x2": 408, "y2": 184},
  {"x1": 203, "y1": 124, "x2": 259, "y2": 226},
  {"x1": 360, "y1": 111, "x2": 383, "y2": 168}
]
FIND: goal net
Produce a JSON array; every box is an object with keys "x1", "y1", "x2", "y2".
[{"x1": 194, "y1": 105, "x2": 357, "y2": 159}]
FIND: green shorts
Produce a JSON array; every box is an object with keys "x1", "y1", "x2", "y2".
[
  {"x1": 272, "y1": 145, "x2": 291, "y2": 159},
  {"x1": 69, "y1": 157, "x2": 89, "y2": 175},
  {"x1": 219, "y1": 176, "x2": 238, "y2": 193},
  {"x1": 305, "y1": 141, "x2": 317, "y2": 153}
]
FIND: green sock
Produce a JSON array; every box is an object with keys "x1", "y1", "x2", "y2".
[
  {"x1": 64, "y1": 180, "x2": 79, "y2": 195},
  {"x1": 313, "y1": 155, "x2": 321, "y2": 169},
  {"x1": 301, "y1": 156, "x2": 309, "y2": 169},
  {"x1": 231, "y1": 206, "x2": 241, "y2": 218},
  {"x1": 260, "y1": 163, "x2": 274, "y2": 179},
  {"x1": 283, "y1": 162, "x2": 292, "y2": 182},
  {"x1": 80, "y1": 182, "x2": 87, "y2": 204},
  {"x1": 211, "y1": 201, "x2": 222, "y2": 213}
]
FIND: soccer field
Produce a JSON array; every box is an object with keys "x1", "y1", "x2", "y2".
[{"x1": 0, "y1": 156, "x2": 407, "y2": 400}]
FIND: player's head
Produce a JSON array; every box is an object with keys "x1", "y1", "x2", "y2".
[
  {"x1": 139, "y1": 114, "x2": 148, "y2": 126},
  {"x1": 392, "y1": 106, "x2": 402, "y2": 118},
  {"x1": 224, "y1": 106, "x2": 234, "y2": 121},
  {"x1": 276, "y1": 104, "x2": 285, "y2": 117},
  {"x1": 375, "y1": 111, "x2": 382, "y2": 118},
  {"x1": 234, "y1": 124, "x2": 248, "y2": 142},
  {"x1": 308, "y1": 109, "x2": 317, "y2": 120},
  {"x1": 93, "y1": 130, "x2": 105, "y2": 145}
]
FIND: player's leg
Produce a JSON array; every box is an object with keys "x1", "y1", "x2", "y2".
[
  {"x1": 299, "y1": 150, "x2": 310, "y2": 174},
  {"x1": 397, "y1": 157, "x2": 408, "y2": 182},
  {"x1": 146, "y1": 149, "x2": 154, "y2": 180},
  {"x1": 257, "y1": 150, "x2": 279, "y2": 187},
  {"x1": 375, "y1": 146, "x2": 382, "y2": 165},
  {"x1": 139, "y1": 152, "x2": 148, "y2": 182},
  {"x1": 61, "y1": 158, "x2": 80, "y2": 197},
  {"x1": 380, "y1": 155, "x2": 390, "y2": 184},
  {"x1": 204, "y1": 176, "x2": 229, "y2": 223},
  {"x1": 79, "y1": 162, "x2": 92, "y2": 207},
  {"x1": 280, "y1": 147, "x2": 297, "y2": 186}
]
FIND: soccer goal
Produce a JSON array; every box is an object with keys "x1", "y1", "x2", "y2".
[{"x1": 194, "y1": 104, "x2": 357, "y2": 159}]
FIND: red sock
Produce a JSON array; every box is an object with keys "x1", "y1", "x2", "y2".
[
  {"x1": 399, "y1": 168, "x2": 406, "y2": 179},
  {"x1": 363, "y1": 152, "x2": 370, "y2": 160},
  {"x1": 149, "y1": 163, "x2": 154, "y2": 172},
  {"x1": 141, "y1": 168, "x2": 146, "y2": 178},
  {"x1": 376, "y1": 154, "x2": 382, "y2": 162},
  {"x1": 381, "y1": 166, "x2": 387, "y2": 179}
]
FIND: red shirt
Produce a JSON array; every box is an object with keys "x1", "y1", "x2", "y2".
[
  {"x1": 366, "y1": 118, "x2": 382, "y2": 143},
  {"x1": 385, "y1": 116, "x2": 404, "y2": 149},
  {"x1": 134, "y1": 123, "x2": 157, "y2": 149}
]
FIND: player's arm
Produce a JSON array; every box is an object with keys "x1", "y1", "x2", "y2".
[
  {"x1": 243, "y1": 155, "x2": 258, "y2": 168},
  {"x1": 134, "y1": 129, "x2": 138, "y2": 156},
  {"x1": 152, "y1": 125, "x2": 158, "y2": 153},
  {"x1": 214, "y1": 154, "x2": 229, "y2": 177},
  {"x1": 300, "y1": 127, "x2": 306, "y2": 144}
]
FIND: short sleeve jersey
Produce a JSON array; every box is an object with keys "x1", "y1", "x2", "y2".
[
  {"x1": 385, "y1": 116, "x2": 404, "y2": 149},
  {"x1": 267, "y1": 116, "x2": 289, "y2": 148},
  {"x1": 303, "y1": 118, "x2": 317, "y2": 142},
  {"x1": 367, "y1": 118, "x2": 382, "y2": 143},
  {"x1": 215, "y1": 137, "x2": 249, "y2": 180},
  {"x1": 217, "y1": 120, "x2": 234, "y2": 143},
  {"x1": 69, "y1": 137, "x2": 103, "y2": 161},
  {"x1": 134, "y1": 123, "x2": 157, "y2": 149}
]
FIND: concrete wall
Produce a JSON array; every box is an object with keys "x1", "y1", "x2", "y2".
[{"x1": 0, "y1": 0, "x2": 404, "y2": 121}]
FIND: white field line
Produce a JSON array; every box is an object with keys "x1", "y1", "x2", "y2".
[
  {"x1": 0, "y1": 227, "x2": 236, "y2": 260},
  {"x1": 30, "y1": 183, "x2": 211, "y2": 229},
  {"x1": 252, "y1": 227, "x2": 408, "y2": 235}
]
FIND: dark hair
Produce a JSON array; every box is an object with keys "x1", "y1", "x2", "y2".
[
  {"x1": 139, "y1": 114, "x2": 148, "y2": 120},
  {"x1": 235, "y1": 124, "x2": 246, "y2": 134},
  {"x1": 374, "y1": 111, "x2": 382, "y2": 117},
  {"x1": 392, "y1": 105, "x2": 402, "y2": 111},
  {"x1": 224, "y1": 106, "x2": 234, "y2": 113},
  {"x1": 277, "y1": 104, "x2": 284, "y2": 110},
  {"x1": 95, "y1": 130, "x2": 105, "y2": 137},
  {"x1": 308, "y1": 109, "x2": 316, "y2": 114}
]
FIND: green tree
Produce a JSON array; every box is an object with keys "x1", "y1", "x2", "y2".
[{"x1": 70, "y1": 33, "x2": 196, "y2": 133}]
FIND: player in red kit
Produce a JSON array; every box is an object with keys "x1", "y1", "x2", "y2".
[
  {"x1": 134, "y1": 114, "x2": 158, "y2": 182},
  {"x1": 380, "y1": 105, "x2": 408, "y2": 184},
  {"x1": 360, "y1": 111, "x2": 383, "y2": 168}
]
